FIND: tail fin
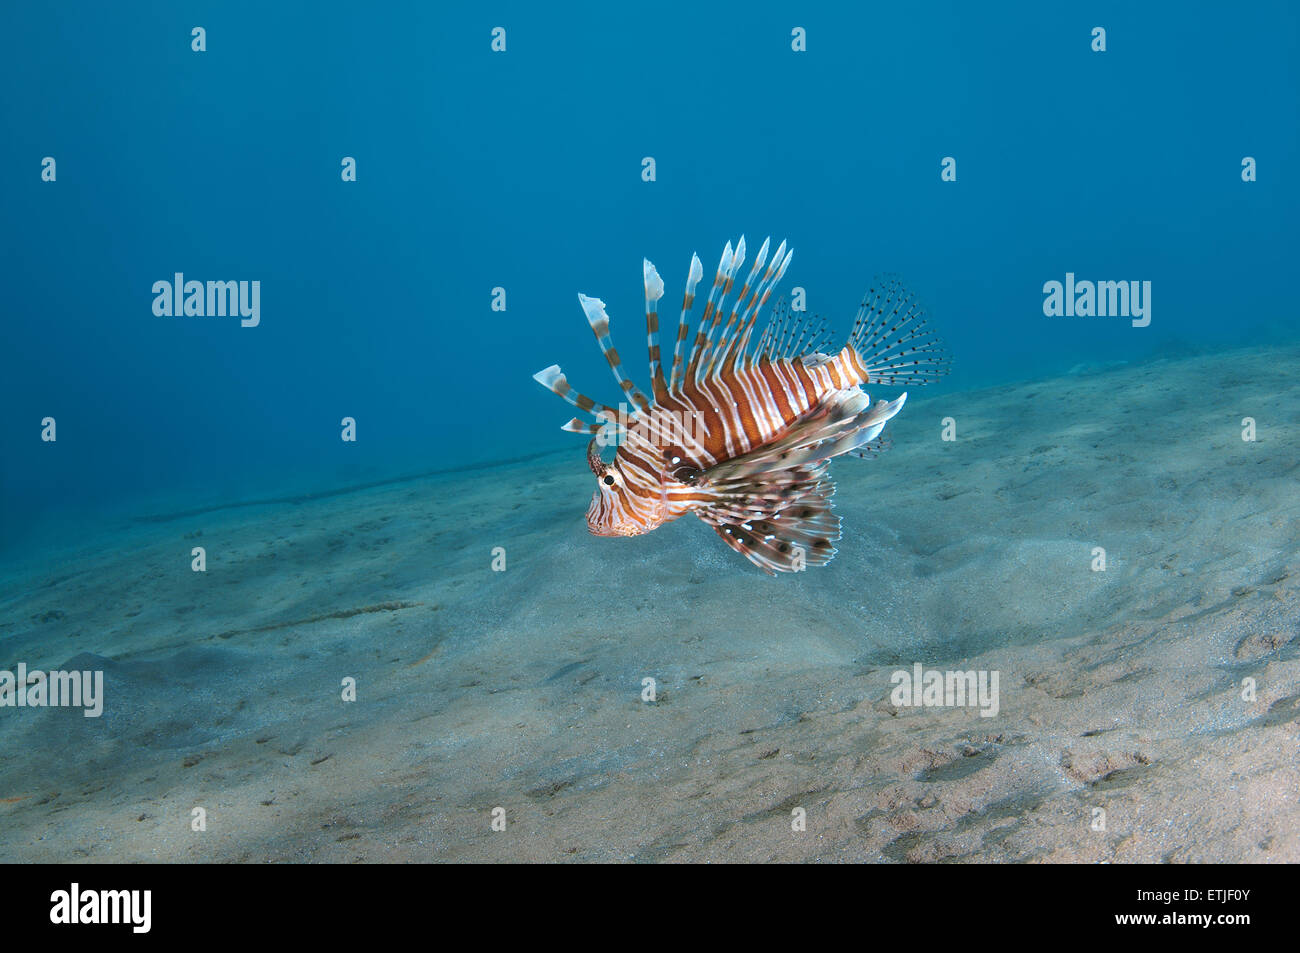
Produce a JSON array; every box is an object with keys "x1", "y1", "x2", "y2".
[{"x1": 848, "y1": 276, "x2": 950, "y2": 386}]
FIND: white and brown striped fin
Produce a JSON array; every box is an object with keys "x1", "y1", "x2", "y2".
[
  {"x1": 687, "y1": 237, "x2": 744, "y2": 383},
  {"x1": 688, "y1": 239, "x2": 734, "y2": 377},
  {"x1": 532, "y1": 365, "x2": 619, "y2": 424},
  {"x1": 700, "y1": 235, "x2": 796, "y2": 380},
  {"x1": 707, "y1": 236, "x2": 769, "y2": 376},
  {"x1": 578, "y1": 294, "x2": 652, "y2": 412},
  {"x1": 740, "y1": 241, "x2": 791, "y2": 328},
  {"x1": 725, "y1": 240, "x2": 792, "y2": 372},
  {"x1": 560, "y1": 416, "x2": 627, "y2": 440},
  {"x1": 669, "y1": 253, "x2": 704, "y2": 391},
  {"x1": 849, "y1": 276, "x2": 951, "y2": 386},
  {"x1": 643, "y1": 259, "x2": 667, "y2": 401},
  {"x1": 731, "y1": 251, "x2": 792, "y2": 371}
]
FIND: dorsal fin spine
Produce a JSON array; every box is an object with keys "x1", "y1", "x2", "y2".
[
  {"x1": 643, "y1": 258, "x2": 667, "y2": 401},
  {"x1": 687, "y1": 239, "x2": 737, "y2": 381},
  {"x1": 708, "y1": 237, "x2": 770, "y2": 375},
  {"x1": 669, "y1": 253, "x2": 704, "y2": 392},
  {"x1": 579, "y1": 293, "x2": 651, "y2": 412}
]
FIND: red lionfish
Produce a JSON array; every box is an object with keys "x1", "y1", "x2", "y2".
[{"x1": 533, "y1": 235, "x2": 948, "y2": 573}]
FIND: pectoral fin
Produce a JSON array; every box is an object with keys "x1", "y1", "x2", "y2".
[{"x1": 697, "y1": 474, "x2": 841, "y2": 574}]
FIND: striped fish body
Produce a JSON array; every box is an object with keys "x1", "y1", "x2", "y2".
[
  {"x1": 535, "y1": 235, "x2": 948, "y2": 573},
  {"x1": 659, "y1": 347, "x2": 872, "y2": 461}
]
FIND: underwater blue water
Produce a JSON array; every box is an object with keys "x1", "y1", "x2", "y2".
[{"x1": 2, "y1": 0, "x2": 1298, "y2": 562}]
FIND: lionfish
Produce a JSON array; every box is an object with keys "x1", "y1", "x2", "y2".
[{"x1": 533, "y1": 235, "x2": 948, "y2": 573}]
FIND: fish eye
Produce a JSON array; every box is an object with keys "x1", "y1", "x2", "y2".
[{"x1": 602, "y1": 474, "x2": 615, "y2": 486}]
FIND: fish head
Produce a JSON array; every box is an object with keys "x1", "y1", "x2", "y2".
[{"x1": 584, "y1": 438, "x2": 669, "y2": 537}]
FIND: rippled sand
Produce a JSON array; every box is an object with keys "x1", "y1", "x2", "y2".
[{"x1": 1, "y1": 344, "x2": 1297, "y2": 862}]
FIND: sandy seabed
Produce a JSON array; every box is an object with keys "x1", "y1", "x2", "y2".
[{"x1": 1, "y1": 344, "x2": 1297, "y2": 863}]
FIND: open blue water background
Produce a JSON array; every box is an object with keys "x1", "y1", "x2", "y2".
[{"x1": 2, "y1": 0, "x2": 1297, "y2": 563}]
